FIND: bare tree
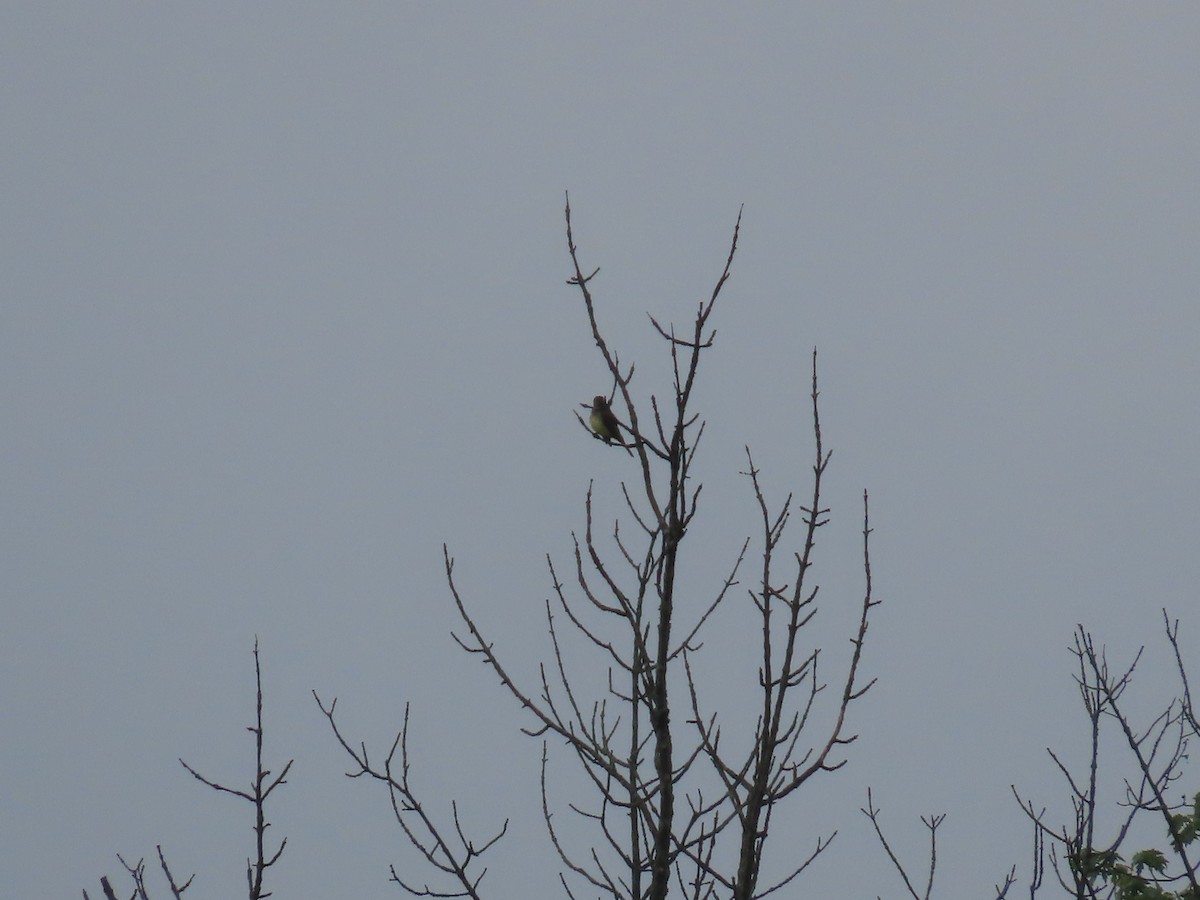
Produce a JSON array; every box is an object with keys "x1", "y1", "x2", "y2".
[{"x1": 321, "y1": 197, "x2": 880, "y2": 898}]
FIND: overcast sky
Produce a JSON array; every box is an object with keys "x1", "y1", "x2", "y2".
[{"x1": 4, "y1": 5, "x2": 1199, "y2": 898}]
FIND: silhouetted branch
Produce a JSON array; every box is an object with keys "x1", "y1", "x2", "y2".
[
  {"x1": 315, "y1": 694, "x2": 507, "y2": 899},
  {"x1": 179, "y1": 638, "x2": 290, "y2": 900}
]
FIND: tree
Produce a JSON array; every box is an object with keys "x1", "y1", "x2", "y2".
[
  {"x1": 319, "y1": 195, "x2": 880, "y2": 898},
  {"x1": 1014, "y1": 611, "x2": 1200, "y2": 899},
  {"x1": 861, "y1": 610, "x2": 1199, "y2": 899}
]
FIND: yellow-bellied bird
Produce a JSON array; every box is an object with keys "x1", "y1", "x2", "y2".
[{"x1": 590, "y1": 395, "x2": 631, "y2": 453}]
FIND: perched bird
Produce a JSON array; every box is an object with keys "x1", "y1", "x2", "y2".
[{"x1": 590, "y1": 395, "x2": 632, "y2": 453}]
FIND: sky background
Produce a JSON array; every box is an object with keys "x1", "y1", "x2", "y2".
[{"x1": 3, "y1": 5, "x2": 1199, "y2": 897}]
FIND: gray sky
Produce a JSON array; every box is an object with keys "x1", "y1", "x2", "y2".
[{"x1": 3, "y1": 5, "x2": 1199, "y2": 897}]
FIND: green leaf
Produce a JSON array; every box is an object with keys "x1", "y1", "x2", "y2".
[{"x1": 1130, "y1": 848, "x2": 1167, "y2": 874}]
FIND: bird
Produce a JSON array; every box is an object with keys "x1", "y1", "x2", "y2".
[{"x1": 590, "y1": 395, "x2": 632, "y2": 453}]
